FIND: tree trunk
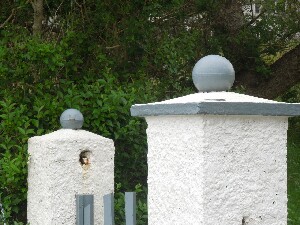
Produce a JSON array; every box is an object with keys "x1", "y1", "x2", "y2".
[
  {"x1": 235, "y1": 44, "x2": 300, "y2": 99},
  {"x1": 215, "y1": 0, "x2": 245, "y2": 35},
  {"x1": 32, "y1": 0, "x2": 43, "y2": 36}
]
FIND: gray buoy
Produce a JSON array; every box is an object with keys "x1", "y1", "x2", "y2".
[
  {"x1": 60, "y1": 109, "x2": 84, "y2": 129},
  {"x1": 192, "y1": 55, "x2": 235, "y2": 92}
]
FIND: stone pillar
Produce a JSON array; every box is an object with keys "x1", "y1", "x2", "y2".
[
  {"x1": 130, "y1": 55, "x2": 300, "y2": 225},
  {"x1": 27, "y1": 109, "x2": 114, "y2": 225}
]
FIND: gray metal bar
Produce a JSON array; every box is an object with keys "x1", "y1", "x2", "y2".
[
  {"x1": 103, "y1": 193, "x2": 115, "y2": 225},
  {"x1": 76, "y1": 195, "x2": 84, "y2": 225},
  {"x1": 84, "y1": 195, "x2": 94, "y2": 225},
  {"x1": 125, "y1": 192, "x2": 136, "y2": 225},
  {"x1": 76, "y1": 194, "x2": 94, "y2": 225}
]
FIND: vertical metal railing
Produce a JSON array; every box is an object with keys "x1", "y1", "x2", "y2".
[
  {"x1": 76, "y1": 194, "x2": 94, "y2": 225},
  {"x1": 103, "y1": 193, "x2": 115, "y2": 225},
  {"x1": 125, "y1": 192, "x2": 136, "y2": 225},
  {"x1": 77, "y1": 192, "x2": 137, "y2": 225},
  {"x1": 104, "y1": 192, "x2": 137, "y2": 225}
]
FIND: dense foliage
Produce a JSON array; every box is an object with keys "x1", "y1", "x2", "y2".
[
  {"x1": 0, "y1": 0, "x2": 299, "y2": 224},
  {"x1": 0, "y1": 68, "x2": 152, "y2": 222},
  {"x1": 281, "y1": 86, "x2": 300, "y2": 224}
]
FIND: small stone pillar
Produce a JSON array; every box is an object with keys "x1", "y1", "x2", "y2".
[
  {"x1": 131, "y1": 55, "x2": 300, "y2": 225},
  {"x1": 27, "y1": 109, "x2": 114, "y2": 225}
]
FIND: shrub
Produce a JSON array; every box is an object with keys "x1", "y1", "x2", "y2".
[{"x1": 0, "y1": 70, "x2": 151, "y2": 223}]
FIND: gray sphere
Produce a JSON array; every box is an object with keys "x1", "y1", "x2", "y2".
[
  {"x1": 60, "y1": 109, "x2": 84, "y2": 129},
  {"x1": 192, "y1": 55, "x2": 235, "y2": 92}
]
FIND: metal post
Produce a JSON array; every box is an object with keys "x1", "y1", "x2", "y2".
[
  {"x1": 76, "y1": 195, "x2": 94, "y2": 225},
  {"x1": 103, "y1": 193, "x2": 115, "y2": 225},
  {"x1": 125, "y1": 192, "x2": 136, "y2": 225}
]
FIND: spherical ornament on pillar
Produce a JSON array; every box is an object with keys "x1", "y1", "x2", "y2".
[
  {"x1": 60, "y1": 108, "x2": 84, "y2": 129},
  {"x1": 192, "y1": 55, "x2": 235, "y2": 92}
]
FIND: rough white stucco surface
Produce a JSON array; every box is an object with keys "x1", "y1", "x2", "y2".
[
  {"x1": 27, "y1": 129, "x2": 114, "y2": 225},
  {"x1": 146, "y1": 115, "x2": 288, "y2": 225}
]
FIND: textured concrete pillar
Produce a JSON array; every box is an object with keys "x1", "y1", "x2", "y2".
[
  {"x1": 131, "y1": 92, "x2": 300, "y2": 225},
  {"x1": 131, "y1": 55, "x2": 300, "y2": 225},
  {"x1": 27, "y1": 129, "x2": 114, "y2": 225}
]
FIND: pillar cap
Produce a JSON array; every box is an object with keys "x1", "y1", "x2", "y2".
[
  {"x1": 192, "y1": 55, "x2": 235, "y2": 92},
  {"x1": 28, "y1": 129, "x2": 113, "y2": 143},
  {"x1": 60, "y1": 109, "x2": 84, "y2": 129},
  {"x1": 130, "y1": 92, "x2": 300, "y2": 117}
]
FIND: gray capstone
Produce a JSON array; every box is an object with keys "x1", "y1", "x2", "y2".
[
  {"x1": 192, "y1": 55, "x2": 235, "y2": 92},
  {"x1": 60, "y1": 108, "x2": 84, "y2": 129}
]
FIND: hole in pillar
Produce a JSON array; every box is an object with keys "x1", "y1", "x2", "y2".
[
  {"x1": 79, "y1": 150, "x2": 91, "y2": 166},
  {"x1": 242, "y1": 216, "x2": 249, "y2": 225}
]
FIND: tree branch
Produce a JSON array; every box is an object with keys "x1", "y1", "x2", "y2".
[
  {"x1": 105, "y1": 45, "x2": 121, "y2": 50},
  {"x1": 0, "y1": 1, "x2": 31, "y2": 29},
  {"x1": 0, "y1": 9, "x2": 16, "y2": 28},
  {"x1": 235, "y1": 44, "x2": 300, "y2": 99},
  {"x1": 242, "y1": 8, "x2": 266, "y2": 29}
]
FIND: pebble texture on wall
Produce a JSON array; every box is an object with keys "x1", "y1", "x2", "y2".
[{"x1": 146, "y1": 115, "x2": 287, "y2": 225}]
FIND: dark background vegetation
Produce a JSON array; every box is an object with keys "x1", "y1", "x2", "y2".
[{"x1": 0, "y1": 0, "x2": 299, "y2": 224}]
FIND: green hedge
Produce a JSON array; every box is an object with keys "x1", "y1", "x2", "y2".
[{"x1": 0, "y1": 73, "x2": 151, "y2": 223}]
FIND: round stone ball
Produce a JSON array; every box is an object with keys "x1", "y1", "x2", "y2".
[
  {"x1": 60, "y1": 109, "x2": 84, "y2": 129},
  {"x1": 192, "y1": 55, "x2": 235, "y2": 92}
]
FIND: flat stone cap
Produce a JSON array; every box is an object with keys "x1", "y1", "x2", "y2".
[
  {"x1": 131, "y1": 92, "x2": 300, "y2": 117},
  {"x1": 28, "y1": 129, "x2": 112, "y2": 143}
]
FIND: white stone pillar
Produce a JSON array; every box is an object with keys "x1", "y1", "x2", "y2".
[
  {"x1": 27, "y1": 109, "x2": 114, "y2": 225},
  {"x1": 130, "y1": 55, "x2": 300, "y2": 225}
]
